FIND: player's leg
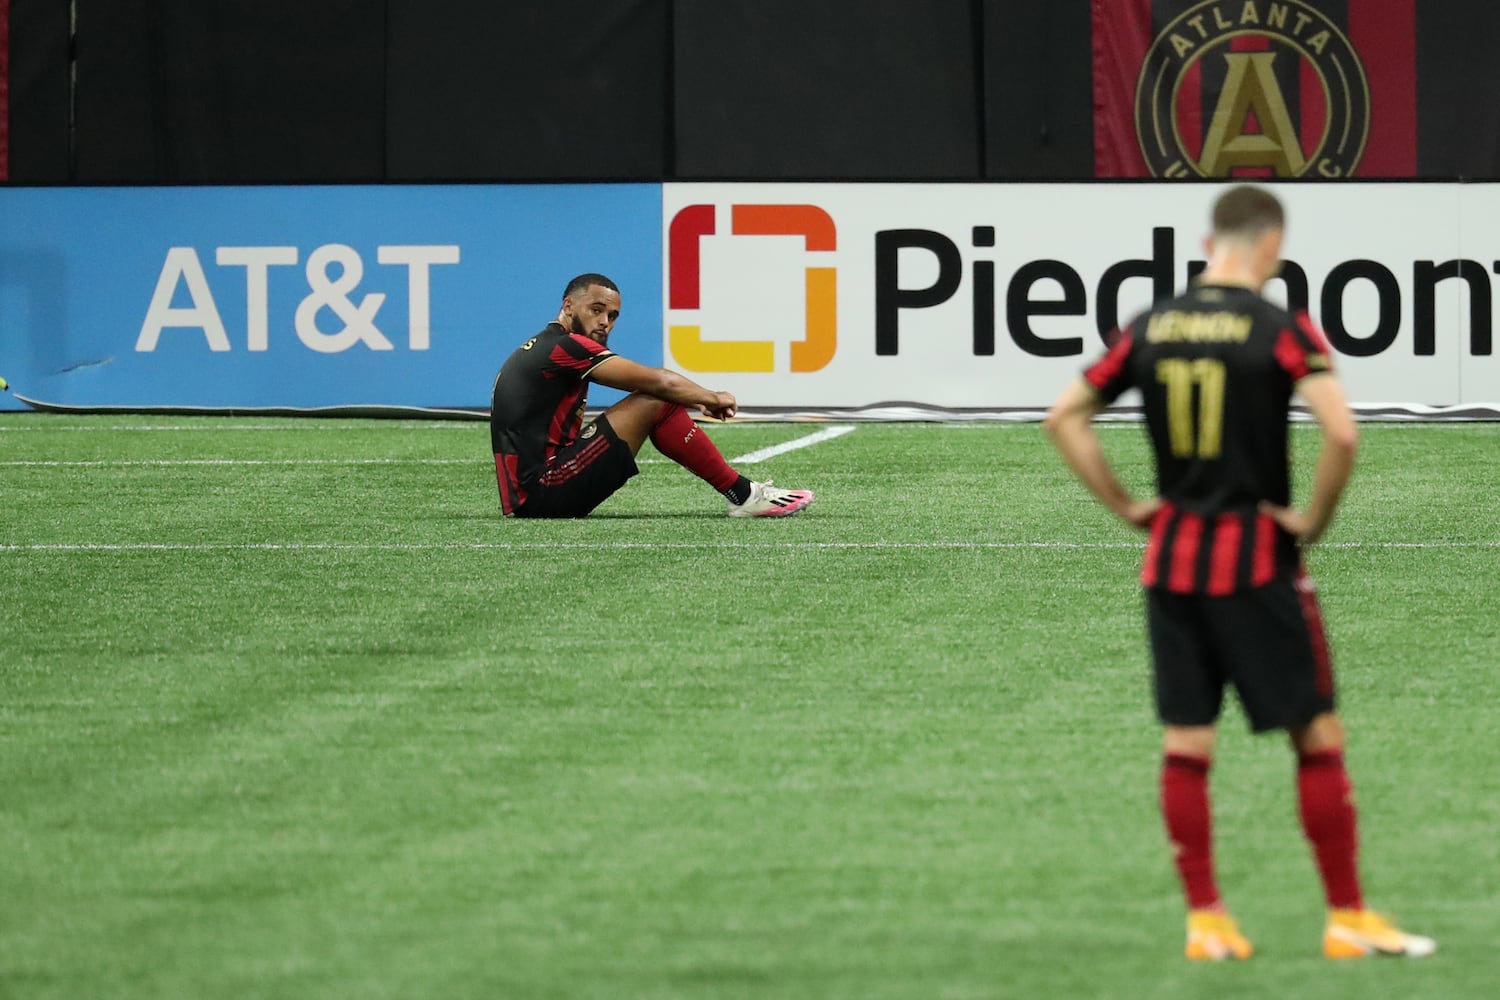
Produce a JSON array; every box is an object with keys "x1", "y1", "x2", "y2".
[
  {"x1": 1218, "y1": 572, "x2": 1434, "y2": 958},
  {"x1": 597, "y1": 394, "x2": 674, "y2": 453},
  {"x1": 598, "y1": 395, "x2": 814, "y2": 516},
  {"x1": 1285, "y1": 712, "x2": 1366, "y2": 921},
  {"x1": 1291, "y1": 721, "x2": 1435, "y2": 957},
  {"x1": 1162, "y1": 724, "x2": 1253, "y2": 959},
  {"x1": 1146, "y1": 589, "x2": 1250, "y2": 960},
  {"x1": 599, "y1": 394, "x2": 749, "y2": 498}
]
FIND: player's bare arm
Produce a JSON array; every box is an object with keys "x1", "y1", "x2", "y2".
[
  {"x1": 1044, "y1": 377, "x2": 1162, "y2": 530},
  {"x1": 589, "y1": 355, "x2": 739, "y2": 421},
  {"x1": 1259, "y1": 373, "x2": 1357, "y2": 545}
]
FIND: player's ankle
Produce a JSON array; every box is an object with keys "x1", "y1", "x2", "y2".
[{"x1": 722, "y1": 476, "x2": 753, "y2": 506}]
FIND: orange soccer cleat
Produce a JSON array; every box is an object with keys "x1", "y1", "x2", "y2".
[
  {"x1": 1323, "y1": 909, "x2": 1436, "y2": 959},
  {"x1": 1185, "y1": 910, "x2": 1254, "y2": 961}
]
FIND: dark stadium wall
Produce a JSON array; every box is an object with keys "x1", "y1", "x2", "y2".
[
  {"x1": 671, "y1": 0, "x2": 979, "y2": 179},
  {"x1": 1415, "y1": 2, "x2": 1500, "y2": 179},
  {"x1": 5, "y1": 0, "x2": 1499, "y2": 183},
  {"x1": 384, "y1": 0, "x2": 667, "y2": 181},
  {"x1": 72, "y1": 0, "x2": 386, "y2": 182},
  {"x1": 4, "y1": 0, "x2": 71, "y2": 181},
  {"x1": 981, "y1": 0, "x2": 1094, "y2": 178}
]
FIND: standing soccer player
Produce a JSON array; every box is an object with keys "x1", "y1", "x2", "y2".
[
  {"x1": 490, "y1": 273, "x2": 814, "y2": 518},
  {"x1": 1043, "y1": 186, "x2": 1434, "y2": 961}
]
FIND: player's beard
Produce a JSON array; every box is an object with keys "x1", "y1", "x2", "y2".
[{"x1": 572, "y1": 315, "x2": 607, "y2": 345}]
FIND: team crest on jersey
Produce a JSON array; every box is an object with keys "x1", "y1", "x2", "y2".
[
  {"x1": 1135, "y1": 0, "x2": 1369, "y2": 178},
  {"x1": 580, "y1": 423, "x2": 598, "y2": 440}
]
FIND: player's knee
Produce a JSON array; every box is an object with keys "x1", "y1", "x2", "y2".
[
  {"x1": 1163, "y1": 725, "x2": 1216, "y2": 760},
  {"x1": 1290, "y1": 712, "x2": 1344, "y2": 754},
  {"x1": 652, "y1": 400, "x2": 684, "y2": 425}
]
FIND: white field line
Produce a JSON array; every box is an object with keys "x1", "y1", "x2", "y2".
[
  {"x1": 638, "y1": 424, "x2": 857, "y2": 466},
  {"x1": 0, "y1": 458, "x2": 474, "y2": 467},
  {"x1": 728, "y1": 425, "x2": 856, "y2": 465},
  {"x1": 2, "y1": 540, "x2": 1495, "y2": 554}
]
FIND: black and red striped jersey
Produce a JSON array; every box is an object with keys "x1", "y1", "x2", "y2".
[
  {"x1": 490, "y1": 323, "x2": 616, "y2": 514},
  {"x1": 1083, "y1": 283, "x2": 1335, "y2": 595}
]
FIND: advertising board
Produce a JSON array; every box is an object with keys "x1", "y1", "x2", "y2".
[
  {"x1": 663, "y1": 183, "x2": 1498, "y2": 412},
  {"x1": 4, "y1": 182, "x2": 1496, "y2": 415},
  {"x1": 0, "y1": 184, "x2": 663, "y2": 412}
]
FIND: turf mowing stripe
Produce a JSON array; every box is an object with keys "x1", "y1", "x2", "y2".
[
  {"x1": 3, "y1": 540, "x2": 1495, "y2": 553},
  {"x1": 728, "y1": 425, "x2": 857, "y2": 464},
  {"x1": 0, "y1": 423, "x2": 483, "y2": 432}
]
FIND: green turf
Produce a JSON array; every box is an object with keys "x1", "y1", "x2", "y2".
[{"x1": 1, "y1": 415, "x2": 1496, "y2": 999}]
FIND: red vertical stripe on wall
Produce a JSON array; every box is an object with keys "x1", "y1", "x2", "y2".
[
  {"x1": 1, "y1": 0, "x2": 10, "y2": 181},
  {"x1": 1299, "y1": 51, "x2": 1326, "y2": 162},
  {"x1": 1092, "y1": 0, "x2": 1154, "y2": 176},
  {"x1": 1348, "y1": 0, "x2": 1417, "y2": 176}
]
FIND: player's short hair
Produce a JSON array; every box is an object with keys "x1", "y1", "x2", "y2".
[
  {"x1": 1211, "y1": 185, "x2": 1284, "y2": 240},
  {"x1": 562, "y1": 273, "x2": 619, "y2": 299}
]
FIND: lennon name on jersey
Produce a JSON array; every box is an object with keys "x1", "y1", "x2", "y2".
[{"x1": 1145, "y1": 310, "x2": 1254, "y2": 344}]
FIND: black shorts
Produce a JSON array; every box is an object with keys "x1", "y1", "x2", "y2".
[
  {"x1": 1146, "y1": 570, "x2": 1336, "y2": 733},
  {"x1": 515, "y1": 416, "x2": 638, "y2": 518}
]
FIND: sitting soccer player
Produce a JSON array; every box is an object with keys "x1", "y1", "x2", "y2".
[{"x1": 490, "y1": 273, "x2": 814, "y2": 518}]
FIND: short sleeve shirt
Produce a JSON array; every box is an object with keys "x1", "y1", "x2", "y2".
[{"x1": 490, "y1": 323, "x2": 616, "y2": 508}]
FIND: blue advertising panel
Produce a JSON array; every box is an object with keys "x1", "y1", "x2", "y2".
[{"x1": 0, "y1": 184, "x2": 663, "y2": 412}]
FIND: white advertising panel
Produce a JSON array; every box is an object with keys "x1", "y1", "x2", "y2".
[{"x1": 662, "y1": 183, "x2": 1496, "y2": 411}]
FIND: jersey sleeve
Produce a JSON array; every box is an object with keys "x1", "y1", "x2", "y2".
[
  {"x1": 545, "y1": 333, "x2": 616, "y2": 381},
  {"x1": 1082, "y1": 324, "x2": 1136, "y2": 404},
  {"x1": 1273, "y1": 311, "x2": 1335, "y2": 382}
]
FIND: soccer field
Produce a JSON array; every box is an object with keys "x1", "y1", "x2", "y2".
[{"x1": 2, "y1": 414, "x2": 1496, "y2": 999}]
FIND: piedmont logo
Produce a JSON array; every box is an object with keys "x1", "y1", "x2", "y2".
[
  {"x1": 667, "y1": 203, "x2": 836, "y2": 373},
  {"x1": 1134, "y1": 0, "x2": 1370, "y2": 178}
]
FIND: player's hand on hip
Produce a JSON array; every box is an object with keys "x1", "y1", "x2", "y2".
[
  {"x1": 1121, "y1": 497, "x2": 1164, "y2": 531},
  {"x1": 1259, "y1": 502, "x2": 1319, "y2": 544}
]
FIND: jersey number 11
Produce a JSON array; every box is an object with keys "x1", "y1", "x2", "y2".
[{"x1": 1156, "y1": 358, "x2": 1226, "y2": 459}]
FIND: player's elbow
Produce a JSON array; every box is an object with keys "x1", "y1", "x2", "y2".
[
  {"x1": 1041, "y1": 409, "x2": 1062, "y2": 439},
  {"x1": 1044, "y1": 380, "x2": 1098, "y2": 442},
  {"x1": 1041, "y1": 406, "x2": 1078, "y2": 442},
  {"x1": 1325, "y1": 421, "x2": 1358, "y2": 458}
]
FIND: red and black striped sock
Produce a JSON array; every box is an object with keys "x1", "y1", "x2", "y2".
[
  {"x1": 1297, "y1": 750, "x2": 1364, "y2": 910},
  {"x1": 649, "y1": 403, "x2": 744, "y2": 497},
  {"x1": 1161, "y1": 752, "x2": 1220, "y2": 910}
]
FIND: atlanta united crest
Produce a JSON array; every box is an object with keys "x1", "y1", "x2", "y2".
[{"x1": 1135, "y1": 0, "x2": 1370, "y2": 178}]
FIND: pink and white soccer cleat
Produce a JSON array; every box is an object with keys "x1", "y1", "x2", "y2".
[{"x1": 727, "y1": 480, "x2": 814, "y2": 518}]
